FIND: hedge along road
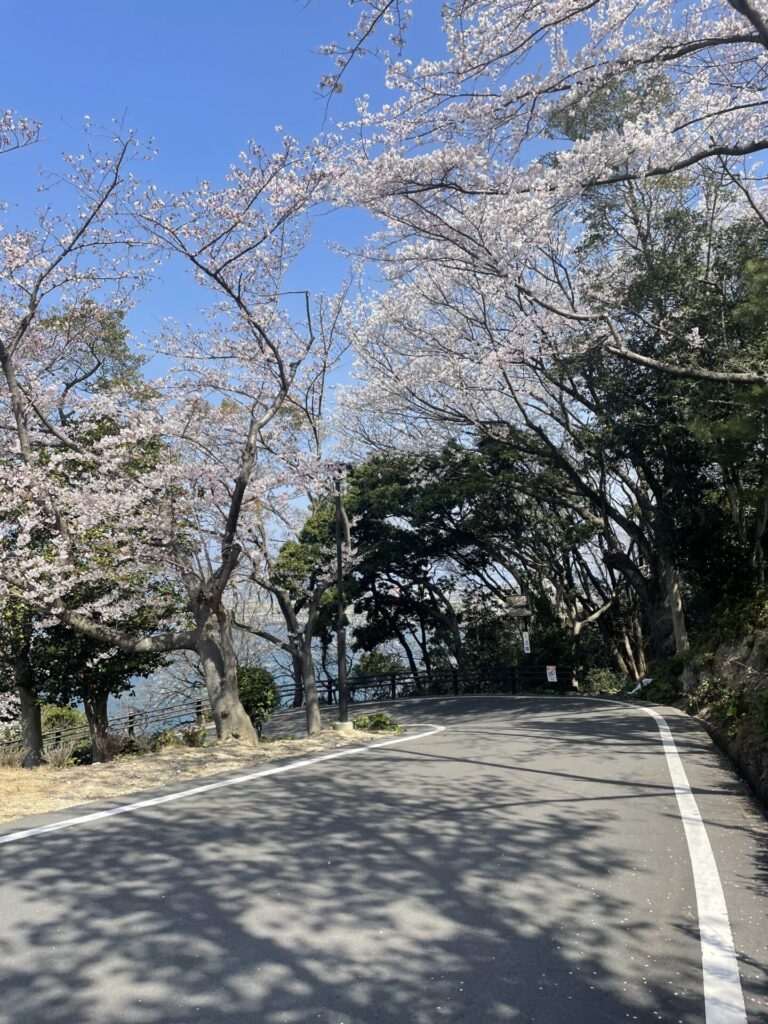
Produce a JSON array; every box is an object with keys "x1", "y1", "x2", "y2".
[{"x1": 0, "y1": 697, "x2": 766, "y2": 1024}]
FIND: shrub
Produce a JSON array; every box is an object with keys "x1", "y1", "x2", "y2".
[
  {"x1": 0, "y1": 742, "x2": 25, "y2": 768},
  {"x1": 0, "y1": 721, "x2": 21, "y2": 744},
  {"x1": 638, "y1": 677, "x2": 681, "y2": 704},
  {"x1": 178, "y1": 724, "x2": 206, "y2": 747},
  {"x1": 352, "y1": 712, "x2": 402, "y2": 733},
  {"x1": 42, "y1": 741, "x2": 76, "y2": 768},
  {"x1": 625, "y1": 658, "x2": 685, "y2": 704},
  {"x1": 580, "y1": 668, "x2": 627, "y2": 695},
  {"x1": 752, "y1": 691, "x2": 768, "y2": 744},
  {"x1": 151, "y1": 728, "x2": 179, "y2": 751},
  {"x1": 41, "y1": 705, "x2": 88, "y2": 734},
  {"x1": 237, "y1": 666, "x2": 279, "y2": 737},
  {"x1": 687, "y1": 677, "x2": 749, "y2": 737},
  {"x1": 352, "y1": 651, "x2": 406, "y2": 677}
]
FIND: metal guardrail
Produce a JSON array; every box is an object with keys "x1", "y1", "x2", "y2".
[
  {"x1": 311, "y1": 663, "x2": 575, "y2": 707},
  {"x1": 1, "y1": 664, "x2": 574, "y2": 749},
  {"x1": 0, "y1": 699, "x2": 208, "y2": 750}
]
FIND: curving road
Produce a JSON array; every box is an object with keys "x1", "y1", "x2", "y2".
[{"x1": 0, "y1": 696, "x2": 766, "y2": 1023}]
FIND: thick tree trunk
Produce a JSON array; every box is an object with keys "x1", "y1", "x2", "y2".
[
  {"x1": 291, "y1": 652, "x2": 304, "y2": 708},
  {"x1": 197, "y1": 607, "x2": 257, "y2": 743},
  {"x1": 603, "y1": 549, "x2": 670, "y2": 659},
  {"x1": 84, "y1": 686, "x2": 113, "y2": 763},
  {"x1": 16, "y1": 677, "x2": 43, "y2": 768},
  {"x1": 299, "y1": 646, "x2": 322, "y2": 736},
  {"x1": 664, "y1": 561, "x2": 690, "y2": 657},
  {"x1": 663, "y1": 560, "x2": 696, "y2": 690}
]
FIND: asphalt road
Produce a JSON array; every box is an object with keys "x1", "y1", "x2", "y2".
[{"x1": 0, "y1": 696, "x2": 766, "y2": 1024}]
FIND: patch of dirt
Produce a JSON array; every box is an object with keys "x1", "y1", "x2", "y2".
[{"x1": 0, "y1": 728, "x2": 395, "y2": 826}]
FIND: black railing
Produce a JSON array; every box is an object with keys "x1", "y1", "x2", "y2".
[
  {"x1": 304, "y1": 663, "x2": 575, "y2": 708},
  {"x1": 0, "y1": 665, "x2": 574, "y2": 749},
  {"x1": 0, "y1": 699, "x2": 208, "y2": 751}
]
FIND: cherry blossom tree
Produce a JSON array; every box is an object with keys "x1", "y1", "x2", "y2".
[
  {"x1": 317, "y1": 0, "x2": 768, "y2": 676},
  {"x1": 328, "y1": 0, "x2": 767, "y2": 383},
  {"x1": 0, "y1": 128, "x2": 336, "y2": 741},
  {"x1": 232, "y1": 292, "x2": 353, "y2": 734},
  {"x1": 0, "y1": 110, "x2": 40, "y2": 156}
]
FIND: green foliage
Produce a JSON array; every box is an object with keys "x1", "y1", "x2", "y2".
[
  {"x1": 626, "y1": 660, "x2": 685, "y2": 704},
  {"x1": 41, "y1": 705, "x2": 88, "y2": 733},
  {"x1": 151, "y1": 728, "x2": 179, "y2": 751},
  {"x1": 753, "y1": 691, "x2": 768, "y2": 744},
  {"x1": 352, "y1": 712, "x2": 402, "y2": 733},
  {"x1": 178, "y1": 724, "x2": 206, "y2": 747},
  {"x1": 0, "y1": 721, "x2": 21, "y2": 743},
  {"x1": 579, "y1": 668, "x2": 627, "y2": 695},
  {"x1": 637, "y1": 677, "x2": 681, "y2": 704},
  {"x1": 687, "y1": 677, "x2": 750, "y2": 738},
  {"x1": 462, "y1": 598, "x2": 521, "y2": 669},
  {"x1": 695, "y1": 589, "x2": 768, "y2": 650},
  {"x1": 351, "y1": 651, "x2": 406, "y2": 677},
  {"x1": 237, "y1": 666, "x2": 279, "y2": 736}
]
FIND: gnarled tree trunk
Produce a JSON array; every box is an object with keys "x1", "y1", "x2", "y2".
[
  {"x1": 83, "y1": 686, "x2": 112, "y2": 763},
  {"x1": 197, "y1": 606, "x2": 257, "y2": 742}
]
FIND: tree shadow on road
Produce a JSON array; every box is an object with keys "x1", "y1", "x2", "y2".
[{"x1": 1, "y1": 698, "x2": 762, "y2": 1023}]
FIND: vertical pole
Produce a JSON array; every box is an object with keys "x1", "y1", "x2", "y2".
[
  {"x1": 335, "y1": 475, "x2": 350, "y2": 724},
  {"x1": 195, "y1": 699, "x2": 203, "y2": 727},
  {"x1": 128, "y1": 714, "x2": 135, "y2": 738}
]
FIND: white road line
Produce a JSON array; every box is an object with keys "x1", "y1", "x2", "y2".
[
  {"x1": 642, "y1": 707, "x2": 748, "y2": 1024},
  {"x1": 0, "y1": 723, "x2": 445, "y2": 847}
]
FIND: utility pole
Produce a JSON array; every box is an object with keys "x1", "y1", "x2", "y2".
[{"x1": 334, "y1": 472, "x2": 352, "y2": 730}]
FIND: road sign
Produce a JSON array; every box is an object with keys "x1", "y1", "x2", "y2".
[
  {"x1": 506, "y1": 595, "x2": 530, "y2": 617},
  {"x1": 522, "y1": 631, "x2": 531, "y2": 654},
  {"x1": 546, "y1": 665, "x2": 557, "y2": 683}
]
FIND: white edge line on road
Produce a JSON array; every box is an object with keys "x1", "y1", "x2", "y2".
[
  {"x1": 0, "y1": 723, "x2": 446, "y2": 847},
  {"x1": 642, "y1": 706, "x2": 748, "y2": 1024},
  {"x1": 578, "y1": 695, "x2": 747, "y2": 1024}
]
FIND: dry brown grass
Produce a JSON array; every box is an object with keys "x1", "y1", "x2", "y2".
[{"x1": 0, "y1": 728, "x2": 391, "y2": 825}]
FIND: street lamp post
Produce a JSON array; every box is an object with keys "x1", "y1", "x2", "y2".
[{"x1": 333, "y1": 473, "x2": 352, "y2": 731}]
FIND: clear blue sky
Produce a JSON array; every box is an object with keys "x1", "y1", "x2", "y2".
[{"x1": 0, "y1": 1, "x2": 441, "y2": 342}]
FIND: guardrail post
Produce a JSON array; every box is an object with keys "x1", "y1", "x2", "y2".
[
  {"x1": 390, "y1": 673, "x2": 397, "y2": 701},
  {"x1": 195, "y1": 700, "x2": 203, "y2": 726},
  {"x1": 128, "y1": 714, "x2": 135, "y2": 738},
  {"x1": 54, "y1": 729, "x2": 61, "y2": 748},
  {"x1": 327, "y1": 680, "x2": 334, "y2": 705}
]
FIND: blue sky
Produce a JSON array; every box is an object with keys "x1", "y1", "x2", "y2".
[
  {"x1": 3, "y1": 1, "x2": 380, "y2": 185},
  {"x1": 0, "y1": 1, "x2": 442, "y2": 348}
]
